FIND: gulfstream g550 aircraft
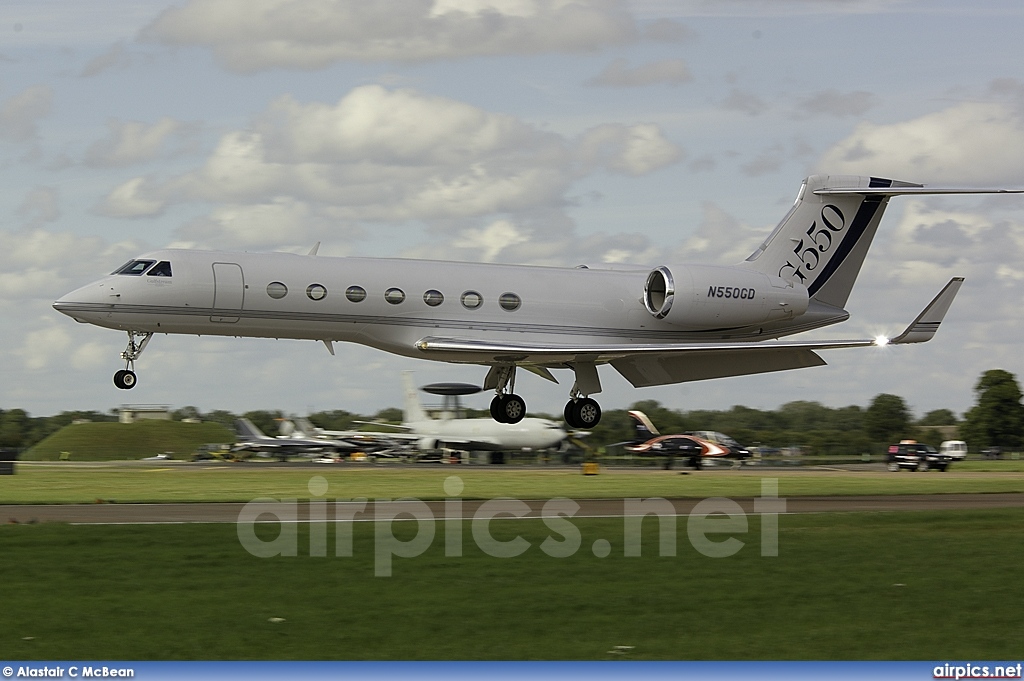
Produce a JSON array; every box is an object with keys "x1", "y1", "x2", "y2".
[{"x1": 54, "y1": 175, "x2": 1018, "y2": 428}]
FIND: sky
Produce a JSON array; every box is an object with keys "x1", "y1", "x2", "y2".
[{"x1": 4, "y1": 0, "x2": 1024, "y2": 421}]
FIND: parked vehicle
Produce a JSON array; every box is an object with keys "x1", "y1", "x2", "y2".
[
  {"x1": 887, "y1": 441, "x2": 953, "y2": 472},
  {"x1": 939, "y1": 440, "x2": 968, "y2": 460}
]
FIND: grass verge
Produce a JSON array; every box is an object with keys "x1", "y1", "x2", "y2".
[
  {"x1": 1, "y1": 509, "x2": 1022, "y2": 660},
  {"x1": 3, "y1": 465, "x2": 1024, "y2": 504}
]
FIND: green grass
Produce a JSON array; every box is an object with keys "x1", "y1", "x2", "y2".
[
  {"x1": 954, "y1": 459, "x2": 1024, "y2": 472},
  {"x1": 1, "y1": 509, "x2": 1022, "y2": 659},
  {"x1": 3, "y1": 465, "x2": 1024, "y2": 504},
  {"x1": 23, "y1": 421, "x2": 235, "y2": 461}
]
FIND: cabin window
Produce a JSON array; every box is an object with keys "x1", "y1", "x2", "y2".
[
  {"x1": 148, "y1": 261, "x2": 172, "y2": 277},
  {"x1": 112, "y1": 259, "x2": 155, "y2": 276},
  {"x1": 423, "y1": 290, "x2": 444, "y2": 307},
  {"x1": 266, "y1": 282, "x2": 288, "y2": 299},
  {"x1": 306, "y1": 284, "x2": 328, "y2": 301},
  {"x1": 345, "y1": 286, "x2": 366, "y2": 303},
  {"x1": 499, "y1": 292, "x2": 521, "y2": 312},
  {"x1": 461, "y1": 291, "x2": 483, "y2": 310},
  {"x1": 384, "y1": 288, "x2": 406, "y2": 305}
]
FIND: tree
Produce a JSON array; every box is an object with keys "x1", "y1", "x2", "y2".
[
  {"x1": 864, "y1": 394, "x2": 912, "y2": 443},
  {"x1": 960, "y1": 369, "x2": 1024, "y2": 450},
  {"x1": 918, "y1": 409, "x2": 957, "y2": 426}
]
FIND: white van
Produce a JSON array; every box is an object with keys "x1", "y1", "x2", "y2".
[{"x1": 939, "y1": 440, "x2": 968, "y2": 460}]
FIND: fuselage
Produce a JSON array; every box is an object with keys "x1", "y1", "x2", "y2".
[
  {"x1": 53, "y1": 248, "x2": 845, "y2": 365},
  {"x1": 408, "y1": 415, "x2": 567, "y2": 451}
]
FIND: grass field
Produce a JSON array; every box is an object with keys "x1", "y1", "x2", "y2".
[
  {"x1": 1, "y1": 509, "x2": 1022, "y2": 660},
  {"x1": 23, "y1": 420, "x2": 235, "y2": 461},
  {"x1": 3, "y1": 464, "x2": 1024, "y2": 503}
]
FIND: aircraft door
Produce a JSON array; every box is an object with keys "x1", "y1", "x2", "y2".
[{"x1": 211, "y1": 262, "x2": 244, "y2": 323}]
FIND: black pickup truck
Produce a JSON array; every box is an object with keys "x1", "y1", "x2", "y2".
[{"x1": 887, "y1": 442, "x2": 953, "y2": 472}]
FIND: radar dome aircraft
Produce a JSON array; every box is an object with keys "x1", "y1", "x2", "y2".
[{"x1": 54, "y1": 175, "x2": 1018, "y2": 428}]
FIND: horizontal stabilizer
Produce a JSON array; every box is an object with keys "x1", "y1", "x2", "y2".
[{"x1": 816, "y1": 186, "x2": 1024, "y2": 196}]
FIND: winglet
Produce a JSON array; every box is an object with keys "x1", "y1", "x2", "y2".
[
  {"x1": 889, "y1": 277, "x2": 964, "y2": 345},
  {"x1": 308, "y1": 242, "x2": 321, "y2": 256}
]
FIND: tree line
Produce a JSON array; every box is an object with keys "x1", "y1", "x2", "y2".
[{"x1": 2, "y1": 369, "x2": 1022, "y2": 454}]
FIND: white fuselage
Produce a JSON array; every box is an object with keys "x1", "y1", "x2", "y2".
[
  {"x1": 407, "y1": 415, "x2": 567, "y2": 451},
  {"x1": 53, "y1": 248, "x2": 835, "y2": 366}
]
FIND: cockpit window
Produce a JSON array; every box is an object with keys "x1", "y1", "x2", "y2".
[
  {"x1": 148, "y1": 261, "x2": 172, "y2": 277},
  {"x1": 113, "y1": 259, "x2": 156, "y2": 276}
]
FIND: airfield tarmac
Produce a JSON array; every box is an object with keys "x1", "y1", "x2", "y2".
[{"x1": 5, "y1": 492, "x2": 1024, "y2": 524}]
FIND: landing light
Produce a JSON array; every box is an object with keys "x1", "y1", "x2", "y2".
[{"x1": 874, "y1": 335, "x2": 890, "y2": 347}]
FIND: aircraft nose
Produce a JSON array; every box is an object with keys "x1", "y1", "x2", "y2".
[{"x1": 53, "y1": 279, "x2": 117, "y2": 321}]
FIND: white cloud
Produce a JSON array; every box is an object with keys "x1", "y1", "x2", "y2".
[
  {"x1": 17, "y1": 187, "x2": 61, "y2": 228},
  {"x1": 84, "y1": 117, "x2": 197, "y2": 167},
  {"x1": 98, "y1": 176, "x2": 168, "y2": 218},
  {"x1": 576, "y1": 122, "x2": 682, "y2": 175},
  {"x1": 586, "y1": 57, "x2": 692, "y2": 87},
  {"x1": 818, "y1": 102, "x2": 1024, "y2": 184},
  {"x1": 0, "y1": 85, "x2": 52, "y2": 142},
  {"x1": 795, "y1": 89, "x2": 877, "y2": 118},
  {"x1": 17, "y1": 323, "x2": 72, "y2": 371},
  {"x1": 142, "y1": 0, "x2": 638, "y2": 71},
  {"x1": 96, "y1": 86, "x2": 681, "y2": 250}
]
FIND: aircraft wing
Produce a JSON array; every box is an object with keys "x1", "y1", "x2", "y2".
[{"x1": 415, "y1": 278, "x2": 963, "y2": 388}]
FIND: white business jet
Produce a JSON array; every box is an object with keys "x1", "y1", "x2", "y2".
[{"x1": 54, "y1": 175, "x2": 1017, "y2": 428}]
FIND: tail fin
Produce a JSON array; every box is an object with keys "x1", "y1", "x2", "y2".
[
  {"x1": 235, "y1": 418, "x2": 268, "y2": 441},
  {"x1": 628, "y1": 410, "x2": 660, "y2": 442},
  {"x1": 742, "y1": 175, "x2": 919, "y2": 309},
  {"x1": 293, "y1": 417, "x2": 319, "y2": 437},
  {"x1": 401, "y1": 371, "x2": 430, "y2": 424}
]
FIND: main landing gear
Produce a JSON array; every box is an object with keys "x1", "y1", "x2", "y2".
[
  {"x1": 484, "y1": 363, "x2": 605, "y2": 428},
  {"x1": 113, "y1": 330, "x2": 152, "y2": 390},
  {"x1": 487, "y1": 365, "x2": 528, "y2": 424},
  {"x1": 564, "y1": 395, "x2": 602, "y2": 430}
]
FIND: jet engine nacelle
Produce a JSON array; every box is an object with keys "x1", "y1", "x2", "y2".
[
  {"x1": 417, "y1": 437, "x2": 440, "y2": 451},
  {"x1": 642, "y1": 264, "x2": 808, "y2": 329}
]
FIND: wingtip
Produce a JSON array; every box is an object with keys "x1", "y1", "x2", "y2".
[{"x1": 889, "y1": 277, "x2": 964, "y2": 345}]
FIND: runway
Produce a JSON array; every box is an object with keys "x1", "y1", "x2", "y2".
[{"x1": 4, "y1": 493, "x2": 1024, "y2": 524}]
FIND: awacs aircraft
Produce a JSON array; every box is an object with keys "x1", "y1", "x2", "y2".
[
  {"x1": 391, "y1": 371, "x2": 567, "y2": 452},
  {"x1": 283, "y1": 372, "x2": 568, "y2": 453},
  {"x1": 625, "y1": 410, "x2": 750, "y2": 469},
  {"x1": 54, "y1": 175, "x2": 1019, "y2": 428}
]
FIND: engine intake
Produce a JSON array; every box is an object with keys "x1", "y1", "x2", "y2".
[{"x1": 643, "y1": 264, "x2": 808, "y2": 330}]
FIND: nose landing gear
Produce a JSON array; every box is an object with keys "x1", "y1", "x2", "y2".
[{"x1": 113, "y1": 331, "x2": 152, "y2": 390}]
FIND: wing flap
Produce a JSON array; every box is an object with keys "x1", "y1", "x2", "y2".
[{"x1": 612, "y1": 348, "x2": 827, "y2": 388}]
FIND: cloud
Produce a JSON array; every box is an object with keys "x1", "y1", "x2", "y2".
[
  {"x1": 17, "y1": 187, "x2": 61, "y2": 228},
  {"x1": 817, "y1": 101, "x2": 1024, "y2": 184},
  {"x1": 671, "y1": 202, "x2": 766, "y2": 264},
  {"x1": 576, "y1": 123, "x2": 682, "y2": 175},
  {"x1": 84, "y1": 117, "x2": 199, "y2": 167},
  {"x1": 643, "y1": 18, "x2": 696, "y2": 42},
  {"x1": 0, "y1": 228, "x2": 140, "y2": 302},
  {"x1": 795, "y1": 89, "x2": 877, "y2": 118},
  {"x1": 142, "y1": 0, "x2": 638, "y2": 71},
  {"x1": 80, "y1": 41, "x2": 133, "y2": 77},
  {"x1": 586, "y1": 57, "x2": 692, "y2": 87},
  {"x1": 721, "y1": 88, "x2": 768, "y2": 116},
  {"x1": 0, "y1": 85, "x2": 52, "y2": 142},
  {"x1": 96, "y1": 86, "x2": 682, "y2": 251}
]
